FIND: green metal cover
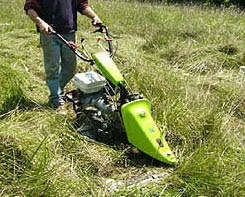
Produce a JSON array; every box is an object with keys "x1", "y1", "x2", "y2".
[
  {"x1": 121, "y1": 99, "x2": 177, "y2": 165},
  {"x1": 92, "y1": 52, "x2": 124, "y2": 86}
]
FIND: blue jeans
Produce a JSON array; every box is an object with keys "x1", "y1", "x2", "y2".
[{"x1": 40, "y1": 32, "x2": 77, "y2": 106}]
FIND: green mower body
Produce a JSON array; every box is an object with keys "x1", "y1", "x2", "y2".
[
  {"x1": 92, "y1": 52, "x2": 177, "y2": 165},
  {"x1": 92, "y1": 52, "x2": 124, "y2": 86},
  {"x1": 121, "y1": 99, "x2": 177, "y2": 165}
]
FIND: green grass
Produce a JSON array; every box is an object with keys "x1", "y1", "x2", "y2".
[{"x1": 0, "y1": 0, "x2": 244, "y2": 196}]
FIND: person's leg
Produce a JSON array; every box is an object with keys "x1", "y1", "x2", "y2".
[
  {"x1": 40, "y1": 33, "x2": 64, "y2": 107},
  {"x1": 59, "y1": 33, "x2": 77, "y2": 92}
]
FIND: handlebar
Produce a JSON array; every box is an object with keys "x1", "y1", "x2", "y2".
[
  {"x1": 50, "y1": 29, "x2": 94, "y2": 63},
  {"x1": 93, "y1": 24, "x2": 113, "y2": 57},
  {"x1": 50, "y1": 24, "x2": 114, "y2": 63}
]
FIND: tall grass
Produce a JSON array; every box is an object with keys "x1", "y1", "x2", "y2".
[{"x1": 0, "y1": 0, "x2": 244, "y2": 196}]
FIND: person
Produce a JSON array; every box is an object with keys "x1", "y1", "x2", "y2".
[{"x1": 24, "y1": 0, "x2": 102, "y2": 108}]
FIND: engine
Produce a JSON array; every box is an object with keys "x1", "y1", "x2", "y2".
[{"x1": 67, "y1": 71, "x2": 125, "y2": 142}]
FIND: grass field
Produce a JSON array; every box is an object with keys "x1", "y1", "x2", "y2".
[{"x1": 0, "y1": 0, "x2": 244, "y2": 196}]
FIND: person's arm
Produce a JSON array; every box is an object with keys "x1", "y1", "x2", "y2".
[
  {"x1": 24, "y1": 0, "x2": 51, "y2": 34},
  {"x1": 26, "y1": 9, "x2": 52, "y2": 35},
  {"x1": 77, "y1": 0, "x2": 102, "y2": 26},
  {"x1": 82, "y1": 7, "x2": 102, "y2": 25}
]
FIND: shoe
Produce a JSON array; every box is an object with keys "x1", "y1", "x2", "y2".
[
  {"x1": 49, "y1": 98, "x2": 66, "y2": 109},
  {"x1": 55, "y1": 104, "x2": 67, "y2": 115}
]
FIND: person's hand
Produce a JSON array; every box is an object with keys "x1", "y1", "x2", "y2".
[
  {"x1": 38, "y1": 20, "x2": 52, "y2": 35},
  {"x1": 92, "y1": 16, "x2": 102, "y2": 26}
]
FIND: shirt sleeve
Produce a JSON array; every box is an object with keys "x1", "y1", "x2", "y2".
[
  {"x1": 77, "y1": 0, "x2": 89, "y2": 14},
  {"x1": 24, "y1": 0, "x2": 41, "y2": 13}
]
